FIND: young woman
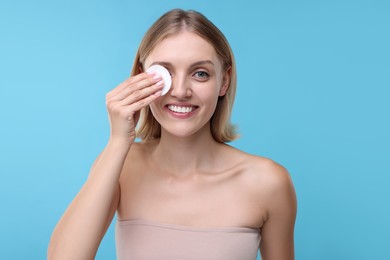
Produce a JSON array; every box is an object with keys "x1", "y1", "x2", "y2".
[{"x1": 48, "y1": 9, "x2": 297, "y2": 260}]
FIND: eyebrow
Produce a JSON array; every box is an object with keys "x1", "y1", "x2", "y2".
[{"x1": 150, "y1": 60, "x2": 215, "y2": 69}]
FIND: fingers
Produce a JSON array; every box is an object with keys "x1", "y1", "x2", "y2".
[
  {"x1": 123, "y1": 88, "x2": 163, "y2": 118},
  {"x1": 105, "y1": 72, "x2": 164, "y2": 122},
  {"x1": 116, "y1": 79, "x2": 163, "y2": 108},
  {"x1": 107, "y1": 72, "x2": 160, "y2": 101},
  {"x1": 107, "y1": 73, "x2": 146, "y2": 98}
]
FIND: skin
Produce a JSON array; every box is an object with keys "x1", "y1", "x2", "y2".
[{"x1": 48, "y1": 31, "x2": 297, "y2": 260}]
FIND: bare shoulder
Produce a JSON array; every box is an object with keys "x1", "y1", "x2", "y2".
[
  {"x1": 248, "y1": 154, "x2": 293, "y2": 194},
  {"x1": 244, "y1": 153, "x2": 297, "y2": 223},
  {"x1": 227, "y1": 146, "x2": 296, "y2": 210},
  {"x1": 227, "y1": 146, "x2": 292, "y2": 188}
]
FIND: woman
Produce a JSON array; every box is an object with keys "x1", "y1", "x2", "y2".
[{"x1": 48, "y1": 9, "x2": 297, "y2": 260}]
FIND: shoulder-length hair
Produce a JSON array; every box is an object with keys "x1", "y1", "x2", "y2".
[{"x1": 132, "y1": 9, "x2": 238, "y2": 143}]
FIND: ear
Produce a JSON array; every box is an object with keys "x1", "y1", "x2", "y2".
[{"x1": 219, "y1": 66, "x2": 231, "y2": 97}]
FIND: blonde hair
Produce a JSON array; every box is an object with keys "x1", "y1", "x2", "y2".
[{"x1": 132, "y1": 9, "x2": 238, "y2": 143}]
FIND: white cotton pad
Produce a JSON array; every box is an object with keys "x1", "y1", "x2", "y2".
[{"x1": 146, "y1": 65, "x2": 172, "y2": 95}]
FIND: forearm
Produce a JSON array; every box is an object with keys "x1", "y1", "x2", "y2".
[{"x1": 48, "y1": 140, "x2": 130, "y2": 260}]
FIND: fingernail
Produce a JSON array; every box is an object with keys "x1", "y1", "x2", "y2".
[
  {"x1": 156, "y1": 79, "x2": 164, "y2": 86},
  {"x1": 153, "y1": 73, "x2": 162, "y2": 80},
  {"x1": 154, "y1": 90, "x2": 162, "y2": 96}
]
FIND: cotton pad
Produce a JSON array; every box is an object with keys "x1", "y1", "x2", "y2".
[{"x1": 146, "y1": 65, "x2": 172, "y2": 95}]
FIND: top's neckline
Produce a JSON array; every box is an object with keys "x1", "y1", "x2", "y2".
[{"x1": 116, "y1": 218, "x2": 260, "y2": 233}]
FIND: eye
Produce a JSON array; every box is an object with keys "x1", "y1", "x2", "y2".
[{"x1": 193, "y1": 71, "x2": 209, "y2": 80}]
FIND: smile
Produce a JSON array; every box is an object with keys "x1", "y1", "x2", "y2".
[{"x1": 167, "y1": 105, "x2": 197, "y2": 114}]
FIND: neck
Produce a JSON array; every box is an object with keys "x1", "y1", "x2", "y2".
[{"x1": 152, "y1": 124, "x2": 222, "y2": 175}]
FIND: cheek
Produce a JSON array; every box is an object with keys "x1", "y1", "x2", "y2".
[
  {"x1": 199, "y1": 89, "x2": 220, "y2": 112},
  {"x1": 148, "y1": 99, "x2": 163, "y2": 118},
  {"x1": 200, "y1": 82, "x2": 221, "y2": 101}
]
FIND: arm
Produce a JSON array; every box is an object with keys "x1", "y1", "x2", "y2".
[
  {"x1": 48, "y1": 141, "x2": 126, "y2": 260},
  {"x1": 47, "y1": 72, "x2": 164, "y2": 260},
  {"x1": 259, "y1": 165, "x2": 297, "y2": 260}
]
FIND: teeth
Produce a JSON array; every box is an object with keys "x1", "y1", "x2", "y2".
[{"x1": 168, "y1": 105, "x2": 195, "y2": 113}]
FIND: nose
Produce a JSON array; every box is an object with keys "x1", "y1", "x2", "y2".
[{"x1": 169, "y1": 74, "x2": 192, "y2": 98}]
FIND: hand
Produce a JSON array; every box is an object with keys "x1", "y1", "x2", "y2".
[{"x1": 105, "y1": 72, "x2": 163, "y2": 145}]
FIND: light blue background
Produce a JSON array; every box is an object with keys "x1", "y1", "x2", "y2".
[{"x1": 1, "y1": 0, "x2": 389, "y2": 259}]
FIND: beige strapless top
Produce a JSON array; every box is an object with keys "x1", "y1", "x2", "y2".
[{"x1": 115, "y1": 218, "x2": 261, "y2": 260}]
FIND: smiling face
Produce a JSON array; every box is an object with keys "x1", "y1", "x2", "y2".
[{"x1": 144, "y1": 31, "x2": 229, "y2": 139}]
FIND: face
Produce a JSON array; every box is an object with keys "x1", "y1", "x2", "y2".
[{"x1": 144, "y1": 31, "x2": 229, "y2": 139}]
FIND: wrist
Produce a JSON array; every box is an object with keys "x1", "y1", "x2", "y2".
[{"x1": 107, "y1": 137, "x2": 132, "y2": 152}]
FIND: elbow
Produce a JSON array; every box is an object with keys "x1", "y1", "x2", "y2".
[
  {"x1": 47, "y1": 233, "x2": 57, "y2": 260},
  {"x1": 47, "y1": 239, "x2": 95, "y2": 260}
]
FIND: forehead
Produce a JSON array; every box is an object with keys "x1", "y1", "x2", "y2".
[{"x1": 144, "y1": 31, "x2": 221, "y2": 68}]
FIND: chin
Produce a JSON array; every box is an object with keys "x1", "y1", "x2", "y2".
[{"x1": 161, "y1": 122, "x2": 210, "y2": 139}]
